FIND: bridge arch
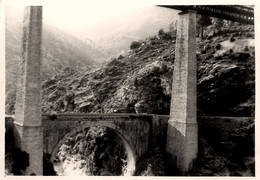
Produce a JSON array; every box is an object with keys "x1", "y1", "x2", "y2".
[{"x1": 50, "y1": 121, "x2": 137, "y2": 176}]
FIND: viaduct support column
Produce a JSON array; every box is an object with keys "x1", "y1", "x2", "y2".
[
  {"x1": 14, "y1": 6, "x2": 43, "y2": 175},
  {"x1": 166, "y1": 10, "x2": 198, "y2": 174}
]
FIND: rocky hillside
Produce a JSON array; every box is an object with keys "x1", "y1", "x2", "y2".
[
  {"x1": 197, "y1": 24, "x2": 255, "y2": 117},
  {"x1": 40, "y1": 36, "x2": 174, "y2": 115},
  {"x1": 35, "y1": 21, "x2": 255, "y2": 118}
]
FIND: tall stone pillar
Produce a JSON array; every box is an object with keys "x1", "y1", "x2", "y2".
[
  {"x1": 166, "y1": 10, "x2": 198, "y2": 174},
  {"x1": 14, "y1": 6, "x2": 43, "y2": 175}
]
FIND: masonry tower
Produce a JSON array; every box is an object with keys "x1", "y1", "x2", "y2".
[
  {"x1": 166, "y1": 10, "x2": 198, "y2": 174},
  {"x1": 14, "y1": 6, "x2": 43, "y2": 175}
]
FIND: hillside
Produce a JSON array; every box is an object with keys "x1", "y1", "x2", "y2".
[
  {"x1": 5, "y1": 7, "x2": 106, "y2": 97},
  {"x1": 36, "y1": 22, "x2": 255, "y2": 118}
]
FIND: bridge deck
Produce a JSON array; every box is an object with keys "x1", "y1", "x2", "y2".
[{"x1": 158, "y1": 5, "x2": 254, "y2": 25}]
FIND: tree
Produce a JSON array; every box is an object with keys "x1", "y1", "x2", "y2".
[{"x1": 197, "y1": 15, "x2": 212, "y2": 39}]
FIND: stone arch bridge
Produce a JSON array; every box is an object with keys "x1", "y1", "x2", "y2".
[{"x1": 42, "y1": 113, "x2": 168, "y2": 175}]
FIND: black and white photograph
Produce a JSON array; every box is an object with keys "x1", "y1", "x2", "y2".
[{"x1": 2, "y1": 0, "x2": 257, "y2": 177}]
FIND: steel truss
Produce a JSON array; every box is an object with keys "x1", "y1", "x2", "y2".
[{"x1": 158, "y1": 5, "x2": 254, "y2": 25}]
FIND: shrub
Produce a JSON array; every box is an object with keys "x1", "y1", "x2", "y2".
[
  {"x1": 130, "y1": 41, "x2": 141, "y2": 50},
  {"x1": 158, "y1": 29, "x2": 172, "y2": 40}
]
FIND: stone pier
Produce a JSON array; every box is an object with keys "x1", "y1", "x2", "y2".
[
  {"x1": 14, "y1": 6, "x2": 43, "y2": 175},
  {"x1": 166, "y1": 10, "x2": 198, "y2": 174}
]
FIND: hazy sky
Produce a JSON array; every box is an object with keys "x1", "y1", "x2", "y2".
[
  {"x1": 6, "y1": 0, "x2": 154, "y2": 35},
  {"x1": 5, "y1": 0, "x2": 257, "y2": 39}
]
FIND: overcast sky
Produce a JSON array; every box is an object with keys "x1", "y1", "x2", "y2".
[
  {"x1": 4, "y1": 0, "x2": 257, "y2": 40},
  {"x1": 6, "y1": 0, "x2": 154, "y2": 35}
]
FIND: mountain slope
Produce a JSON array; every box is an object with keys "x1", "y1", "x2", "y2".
[
  {"x1": 5, "y1": 7, "x2": 106, "y2": 94},
  {"x1": 38, "y1": 23, "x2": 255, "y2": 118}
]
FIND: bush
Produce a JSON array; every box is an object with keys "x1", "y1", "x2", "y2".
[
  {"x1": 130, "y1": 41, "x2": 141, "y2": 50},
  {"x1": 158, "y1": 29, "x2": 172, "y2": 40}
]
